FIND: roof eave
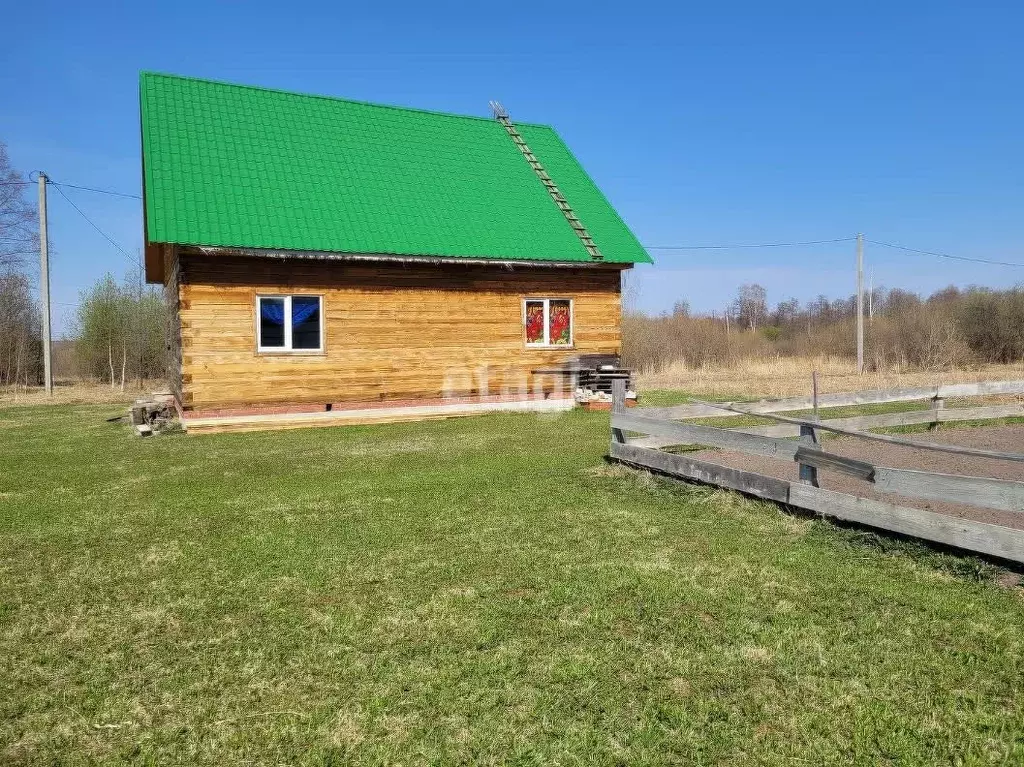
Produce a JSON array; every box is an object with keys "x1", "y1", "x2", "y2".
[{"x1": 184, "y1": 245, "x2": 635, "y2": 269}]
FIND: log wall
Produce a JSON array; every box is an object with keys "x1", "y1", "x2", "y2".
[
  {"x1": 173, "y1": 251, "x2": 625, "y2": 410},
  {"x1": 163, "y1": 245, "x2": 183, "y2": 400}
]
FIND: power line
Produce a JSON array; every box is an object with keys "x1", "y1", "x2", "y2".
[
  {"x1": 866, "y1": 239, "x2": 1024, "y2": 269},
  {"x1": 49, "y1": 182, "x2": 139, "y2": 267},
  {"x1": 48, "y1": 180, "x2": 142, "y2": 200},
  {"x1": 644, "y1": 235, "x2": 1024, "y2": 269},
  {"x1": 3, "y1": 176, "x2": 141, "y2": 198},
  {"x1": 645, "y1": 237, "x2": 856, "y2": 250},
  {"x1": 18, "y1": 177, "x2": 1024, "y2": 271}
]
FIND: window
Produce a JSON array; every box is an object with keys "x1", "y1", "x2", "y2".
[
  {"x1": 257, "y1": 295, "x2": 323, "y2": 352},
  {"x1": 524, "y1": 298, "x2": 573, "y2": 347}
]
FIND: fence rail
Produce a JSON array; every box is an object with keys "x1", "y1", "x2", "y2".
[
  {"x1": 641, "y1": 379, "x2": 1024, "y2": 422},
  {"x1": 609, "y1": 379, "x2": 1024, "y2": 564}
]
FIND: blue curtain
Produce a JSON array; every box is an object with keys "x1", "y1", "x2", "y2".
[
  {"x1": 292, "y1": 298, "x2": 319, "y2": 325},
  {"x1": 260, "y1": 299, "x2": 285, "y2": 325},
  {"x1": 261, "y1": 299, "x2": 318, "y2": 324}
]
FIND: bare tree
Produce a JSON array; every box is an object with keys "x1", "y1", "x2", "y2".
[
  {"x1": 734, "y1": 283, "x2": 768, "y2": 331},
  {"x1": 772, "y1": 297, "x2": 801, "y2": 328},
  {"x1": 672, "y1": 299, "x2": 690, "y2": 318},
  {"x1": 0, "y1": 143, "x2": 41, "y2": 388},
  {"x1": 0, "y1": 142, "x2": 37, "y2": 272},
  {"x1": 0, "y1": 273, "x2": 41, "y2": 386}
]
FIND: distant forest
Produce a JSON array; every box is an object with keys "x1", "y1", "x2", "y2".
[{"x1": 623, "y1": 282, "x2": 1024, "y2": 373}]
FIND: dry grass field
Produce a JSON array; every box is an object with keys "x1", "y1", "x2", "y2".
[
  {"x1": 637, "y1": 356, "x2": 1024, "y2": 400},
  {"x1": 9, "y1": 359, "x2": 1024, "y2": 411},
  {"x1": 0, "y1": 380, "x2": 161, "y2": 408}
]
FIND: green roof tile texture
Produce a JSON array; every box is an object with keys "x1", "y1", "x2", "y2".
[
  {"x1": 140, "y1": 73, "x2": 652, "y2": 265},
  {"x1": 517, "y1": 125, "x2": 650, "y2": 265}
]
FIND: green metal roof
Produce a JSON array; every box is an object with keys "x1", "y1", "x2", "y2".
[{"x1": 140, "y1": 72, "x2": 651, "y2": 265}]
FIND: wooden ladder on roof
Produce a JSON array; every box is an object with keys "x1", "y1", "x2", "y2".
[{"x1": 489, "y1": 101, "x2": 603, "y2": 261}]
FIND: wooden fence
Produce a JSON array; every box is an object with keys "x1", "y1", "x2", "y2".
[{"x1": 609, "y1": 379, "x2": 1024, "y2": 564}]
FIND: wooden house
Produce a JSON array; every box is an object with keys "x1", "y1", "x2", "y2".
[{"x1": 140, "y1": 73, "x2": 652, "y2": 431}]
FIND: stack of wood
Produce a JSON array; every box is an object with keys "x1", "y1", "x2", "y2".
[
  {"x1": 577, "y1": 366, "x2": 632, "y2": 396},
  {"x1": 130, "y1": 391, "x2": 177, "y2": 436},
  {"x1": 533, "y1": 355, "x2": 638, "y2": 410},
  {"x1": 576, "y1": 365, "x2": 638, "y2": 410}
]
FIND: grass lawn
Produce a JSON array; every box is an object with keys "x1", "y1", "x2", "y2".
[{"x1": 2, "y1": 405, "x2": 1024, "y2": 765}]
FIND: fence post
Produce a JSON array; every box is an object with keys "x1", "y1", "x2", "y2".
[
  {"x1": 931, "y1": 396, "x2": 945, "y2": 430},
  {"x1": 799, "y1": 425, "x2": 819, "y2": 486},
  {"x1": 611, "y1": 378, "x2": 626, "y2": 444},
  {"x1": 800, "y1": 371, "x2": 820, "y2": 486}
]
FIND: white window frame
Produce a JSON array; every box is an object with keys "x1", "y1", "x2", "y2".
[
  {"x1": 523, "y1": 297, "x2": 574, "y2": 348},
  {"x1": 256, "y1": 294, "x2": 324, "y2": 353}
]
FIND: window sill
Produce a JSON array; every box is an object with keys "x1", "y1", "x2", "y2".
[
  {"x1": 256, "y1": 350, "x2": 327, "y2": 357},
  {"x1": 526, "y1": 345, "x2": 576, "y2": 350}
]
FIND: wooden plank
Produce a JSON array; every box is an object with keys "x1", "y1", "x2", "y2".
[
  {"x1": 130, "y1": 404, "x2": 148, "y2": 426},
  {"x1": 611, "y1": 379, "x2": 627, "y2": 444},
  {"x1": 184, "y1": 396, "x2": 575, "y2": 433},
  {"x1": 937, "y1": 404, "x2": 1024, "y2": 423},
  {"x1": 874, "y1": 467, "x2": 1024, "y2": 513},
  {"x1": 798, "y1": 424, "x2": 820, "y2": 486},
  {"x1": 791, "y1": 445, "x2": 1024, "y2": 513},
  {"x1": 641, "y1": 402, "x2": 742, "y2": 420},
  {"x1": 737, "y1": 403, "x2": 1024, "y2": 438},
  {"x1": 612, "y1": 441, "x2": 1024, "y2": 562},
  {"x1": 643, "y1": 391, "x2": 943, "y2": 420},
  {"x1": 642, "y1": 381, "x2": 1024, "y2": 422},
  {"x1": 612, "y1": 412, "x2": 800, "y2": 460},
  {"x1": 792, "y1": 446, "x2": 1024, "y2": 513},
  {"x1": 627, "y1": 435, "x2": 679, "y2": 449},
  {"x1": 609, "y1": 442, "x2": 790, "y2": 503},
  {"x1": 788, "y1": 484, "x2": 1024, "y2": 564},
  {"x1": 795, "y1": 447, "x2": 875, "y2": 480},
  {"x1": 740, "y1": 409, "x2": 937, "y2": 437},
  {"x1": 938, "y1": 380, "x2": 1024, "y2": 398},
  {"x1": 689, "y1": 398, "x2": 1024, "y2": 463}
]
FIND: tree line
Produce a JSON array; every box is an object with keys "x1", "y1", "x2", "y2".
[
  {"x1": 625, "y1": 281, "x2": 1024, "y2": 373},
  {"x1": 0, "y1": 141, "x2": 167, "y2": 390},
  {"x1": 0, "y1": 142, "x2": 42, "y2": 387},
  {"x1": 74, "y1": 273, "x2": 166, "y2": 389}
]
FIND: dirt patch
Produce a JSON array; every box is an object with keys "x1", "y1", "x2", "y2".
[{"x1": 696, "y1": 425, "x2": 1024, "y2": 530}]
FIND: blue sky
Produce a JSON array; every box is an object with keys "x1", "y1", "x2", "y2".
[{"x1": 3, "y1": 1, "x2": 1023, "y2": 334}]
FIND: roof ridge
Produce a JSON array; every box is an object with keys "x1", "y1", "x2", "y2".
[{"x1": 139, "y1": 71, "x2": 553, "y2": 130}]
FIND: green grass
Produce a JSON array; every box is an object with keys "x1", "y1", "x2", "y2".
[
  {"x1": 640, "y1": 390, "x2": 750, "y2": 407},
  {"x1": 2, "y1": 405, "x2": 1024, "y2": 765},
  {"x1": 641, "y1": 390, "x2": 937, "y2": 430},
  {"x1": 880, "y1": 416, "x2": 1024, "y2": 436}
]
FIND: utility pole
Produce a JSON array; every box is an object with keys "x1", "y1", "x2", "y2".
[
  {"x1": 38, "y1": 173, "x2": 53, "y2": 395},
  {"x1": 137, "y1": 249, "x2": 144, "y2": 391},
  {"x1": 856, "y1": 233, "x2": 864, "y2": 374}
]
